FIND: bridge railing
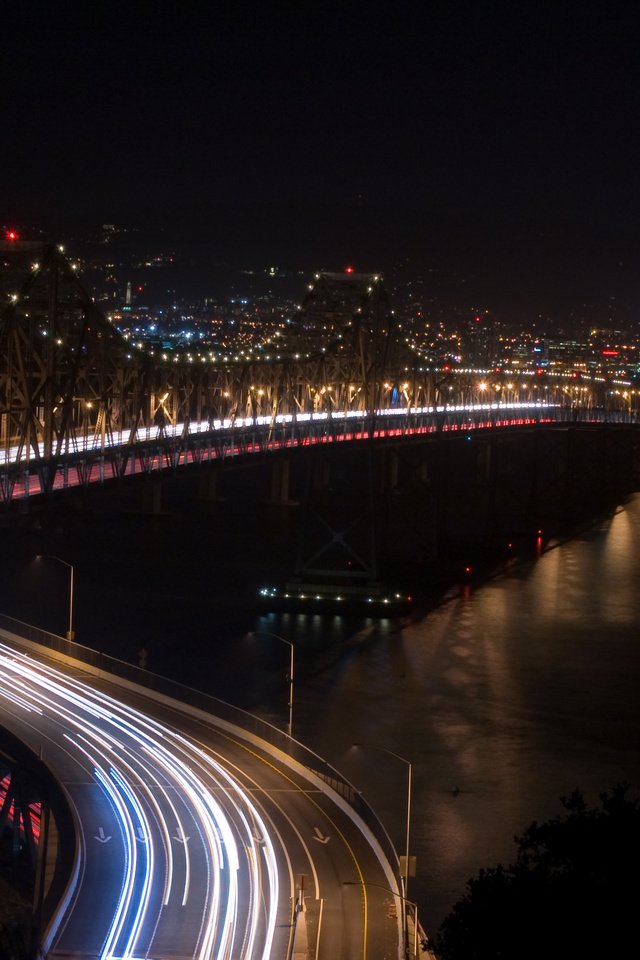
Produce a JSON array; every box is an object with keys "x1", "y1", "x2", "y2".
[
  {"x1": 0, "y1": 611, "x2": 401, "y2": 879},
  {"x1": 2, "y1": 402, "x2": 639, "y2": 504},
  {"x1": 1, "y1": 400, "x2": 633, "y2": 466}
]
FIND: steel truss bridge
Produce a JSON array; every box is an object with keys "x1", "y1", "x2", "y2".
[{"x1": 1, "y1": 239, "x2": 636, "y2": 506}]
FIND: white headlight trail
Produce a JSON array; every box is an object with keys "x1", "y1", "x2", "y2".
[
  {"x1": 171, "y1": 731, "x2": 280, "y2": 960},
  {"x1": 110, "y1": 767, "x2": 155, "y2": 960},
  {"x1": 92, "y1": 763, "x2": 139, "y2": 960},
  {"x1": 0, "y1": 642, "x2": 281, "y2": 960}
]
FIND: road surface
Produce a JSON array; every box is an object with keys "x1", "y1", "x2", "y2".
[{"x1": 0, "y1": 634, "x2": 405, "y2": 959}]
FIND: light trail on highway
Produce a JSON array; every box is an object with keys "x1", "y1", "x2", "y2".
[
  {"x1": 0, "y1": 400, "x2": 560, "y2": 467},
  {"x1": 0, "y1": 640, "x2": 282, "y2": 960},
  {"x1": 1, "y1": 399, "x2": 569, "y2": 503}
]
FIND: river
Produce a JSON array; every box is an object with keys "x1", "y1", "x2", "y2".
[{"x1": 2, "y1": 482, "x2": 640, "y2": 938}]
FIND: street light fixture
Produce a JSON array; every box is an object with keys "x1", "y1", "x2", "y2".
[
  {"x1": 250, "y1": 631, "x2": 294, "y2": 737},
  {"x1": 36, "y1": 555, "x2": 75, "y2": 641},
  {"x1": 352, "y1": 744, "x2": 412, "y2": 900}
]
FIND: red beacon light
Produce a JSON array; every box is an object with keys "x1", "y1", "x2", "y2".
[
  {"x1": 345, "y1": 265, "x2": 355, "y2": 274},
  {"x1": 5, "y1": 229, "x2": 18, "y2": 241}
]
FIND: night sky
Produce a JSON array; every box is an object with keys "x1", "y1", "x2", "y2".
[{"x1": 4, "y1": 0, "x2": 640, "y2": 313}]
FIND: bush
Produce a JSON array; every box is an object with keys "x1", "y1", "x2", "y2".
[{"x1": 435, "y1": 783, "x2": 640, "y2": 960}]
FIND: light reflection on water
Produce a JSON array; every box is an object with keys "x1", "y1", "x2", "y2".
[
  {"x1": 3, "y1": 486, "x2": 640, "y2": 939},
  {"x1": 290, "y1": 495, "x2": 640, "y2": 934}
]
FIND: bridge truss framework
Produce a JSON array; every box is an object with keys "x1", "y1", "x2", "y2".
[{"x1": 1, "y1": 240, "x2": 623, "y2": 507}]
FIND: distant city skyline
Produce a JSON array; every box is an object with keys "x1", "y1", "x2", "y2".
[
  {"x1": 6, "y1": 205, "x2": 638, "y2": 329},
  {"x1": 4, "y1": 1, "x2": 640, "y2": 320}
]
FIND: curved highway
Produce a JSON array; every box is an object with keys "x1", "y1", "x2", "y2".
[{"x1": 0, "y1": 635, "x2": 404, "y2": 959}]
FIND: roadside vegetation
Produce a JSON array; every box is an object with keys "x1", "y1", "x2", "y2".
[{"x1": 436, "y1": 783, "x2": 640, "y2": 959}]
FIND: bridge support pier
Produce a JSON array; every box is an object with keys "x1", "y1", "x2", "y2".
[
  {"x1": 382, "y1": 449, "x2": 399, "y2": 493},
  {"x1": 268, "y1": 458, "x2": 296, "y2": 505},
  {"x1": 142, "y1": 476, "x2": 163, "y2": 514},
  {"x1": 198, "y1": 468, "x2": 226, "y2": 502},
  {"x1": 312, "y1": 458, "x2": 331, "y2": 494}
]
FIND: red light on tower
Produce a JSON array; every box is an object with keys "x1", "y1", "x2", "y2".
[
  {"x1": 345, "y1": 265, "x2": 355, "y2": 274},
  {"x1": 5, "y1": 229, "x2": 18, "y2": 241}
]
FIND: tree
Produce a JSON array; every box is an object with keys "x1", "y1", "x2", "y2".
[
  {"x1": 435, "y1": 783, "x2": 640, "y2": 959},
  {"x1": 0, "y1": 924, "x2": 29, "y2": 960}
]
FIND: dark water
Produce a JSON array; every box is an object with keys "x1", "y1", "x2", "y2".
[{"x1": 2, "y1": 478, "x2": 640, "y2": 937}]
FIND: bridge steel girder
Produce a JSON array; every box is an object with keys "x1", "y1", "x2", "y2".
[
  {"x1": 1, "y1": 251, "x2": 426, "y2": 500},
  {"x1": 1, "y1": 244, "x2": 156, "y2": 489},
  {"x1": 2, "y1": 244, "x2": 631, "y2": 508}
]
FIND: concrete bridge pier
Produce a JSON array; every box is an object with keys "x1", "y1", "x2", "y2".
[
  {"x1": 268, "y1": 458, "x2": 297, "y2": 505},
  {"x1": 312, "y1": 457, "x2": 331, "y2": 494},
  {"x1": 197, "y1": 467, "x2": 226, "y2": 502},
  {"x1": 142, "y1": 475, "x2": 163, "y2": 515},
  {"x1": 382, "y1": 449, "x2": 399, "y2": 493}
]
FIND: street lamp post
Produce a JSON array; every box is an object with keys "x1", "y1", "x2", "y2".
[
  {"x1": 36, "y1": 555, "x2": 75, "y2": 641},
  {"x1": 250, "y1": 631, "x2": 294, "y2": 737},
  {"x1": 353, "y1": 744, "x2": 412, "y2": 899},
  {"x1": 343, "y1": 881, "x2": 422, "y2": 957}
]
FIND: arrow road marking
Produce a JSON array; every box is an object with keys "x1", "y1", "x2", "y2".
[
  {"x1": 136, "y1": 827, "x2": 147, "y2": 843},
  {"x1": 313, "y1": 827, "x2": 330, "y2": 844},
  {"x1": 95, "y1": 826, "x2": 112, "y2": 843},
  {"x1": 173, "y1": 825, "x2": 190, "y2": 844}
]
